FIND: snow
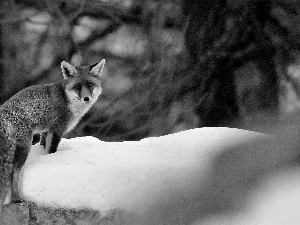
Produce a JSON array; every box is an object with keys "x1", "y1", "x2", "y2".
[
  {"x1": 194, "y1": 168, "x2": 300, "y2": 225},
  {"x1": 20, "y1": 127, "x2": 264, "y2": 214},
  {"x1": 19, "y1": 127, "x2": 300, "y2": 224}
]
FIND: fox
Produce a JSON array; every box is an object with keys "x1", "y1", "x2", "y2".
[{"x1": 0, "y1": 59, "x2": 105, "y2": 215}]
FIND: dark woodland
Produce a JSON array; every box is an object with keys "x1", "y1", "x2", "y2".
[
  {"x1": 1, "y1": 0, "x2": 300, "y2": 141},
  {"x1": 1, "y1": 0, "x2": 300, "y2": 224}
]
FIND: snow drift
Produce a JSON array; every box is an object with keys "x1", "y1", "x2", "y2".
[
  {"x1": 19, "y1": 128, "x2": 264, "y2": 211},
  {"x1": 18, "y1": 126, "x2": 300, "y2": 225},
  {"x1": 20, "y1": 128, "x2": 264, "y2": 213}
]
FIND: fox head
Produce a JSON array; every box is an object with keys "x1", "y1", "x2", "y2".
[{"x1": 61, "y1": 59, "x2": 105, "y2": 104}]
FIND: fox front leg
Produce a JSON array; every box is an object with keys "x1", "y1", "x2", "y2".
[
  {"x1": 40, "y1": 132, "x2": 47, "y2": 148},
  {"x1": 44, "y1": 132, "x2": 62, "y2": 154}
]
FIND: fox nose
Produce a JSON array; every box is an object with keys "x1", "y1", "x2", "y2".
[{"x1": 83, "y1": 97, "x2": 90, "y2": 102}]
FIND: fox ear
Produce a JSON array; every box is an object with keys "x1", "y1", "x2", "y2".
[
  {"x1": 61, "y1": 61, "x2": 77, "y2": 79},
  {"x1": 90, "y1": 59, "x2": 105, "y2": 77}
]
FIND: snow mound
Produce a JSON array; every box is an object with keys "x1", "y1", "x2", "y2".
[{"x1": 19, "y1": 127, "x2": 266, "y2": 214}]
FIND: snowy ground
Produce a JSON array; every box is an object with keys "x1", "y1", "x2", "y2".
[{"x1": 18, "y1": 127, "x2": 300, "y2": 225}]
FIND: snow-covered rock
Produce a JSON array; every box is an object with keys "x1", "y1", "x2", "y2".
[
  {"x1": 20, "y1": 127, "x2": 265, "y2": 216},
  {"x1": 19, "y1": 126, "x2": 300, "y2": 225}
]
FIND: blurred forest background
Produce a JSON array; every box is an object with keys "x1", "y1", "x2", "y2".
[
  {"x1": 1, "y1": 0, "x2": 300, "y2": 141},
  {"x1": 3, "y1": 0, "x2": 300, "y2": 224}
]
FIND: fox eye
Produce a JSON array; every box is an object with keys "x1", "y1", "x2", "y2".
[
  {"x1": 73, "y1": 84, "x2": 81, "y2": 91},
  {"x1": 86, "y1": 82, "x2": 94, "y2": 89}
]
